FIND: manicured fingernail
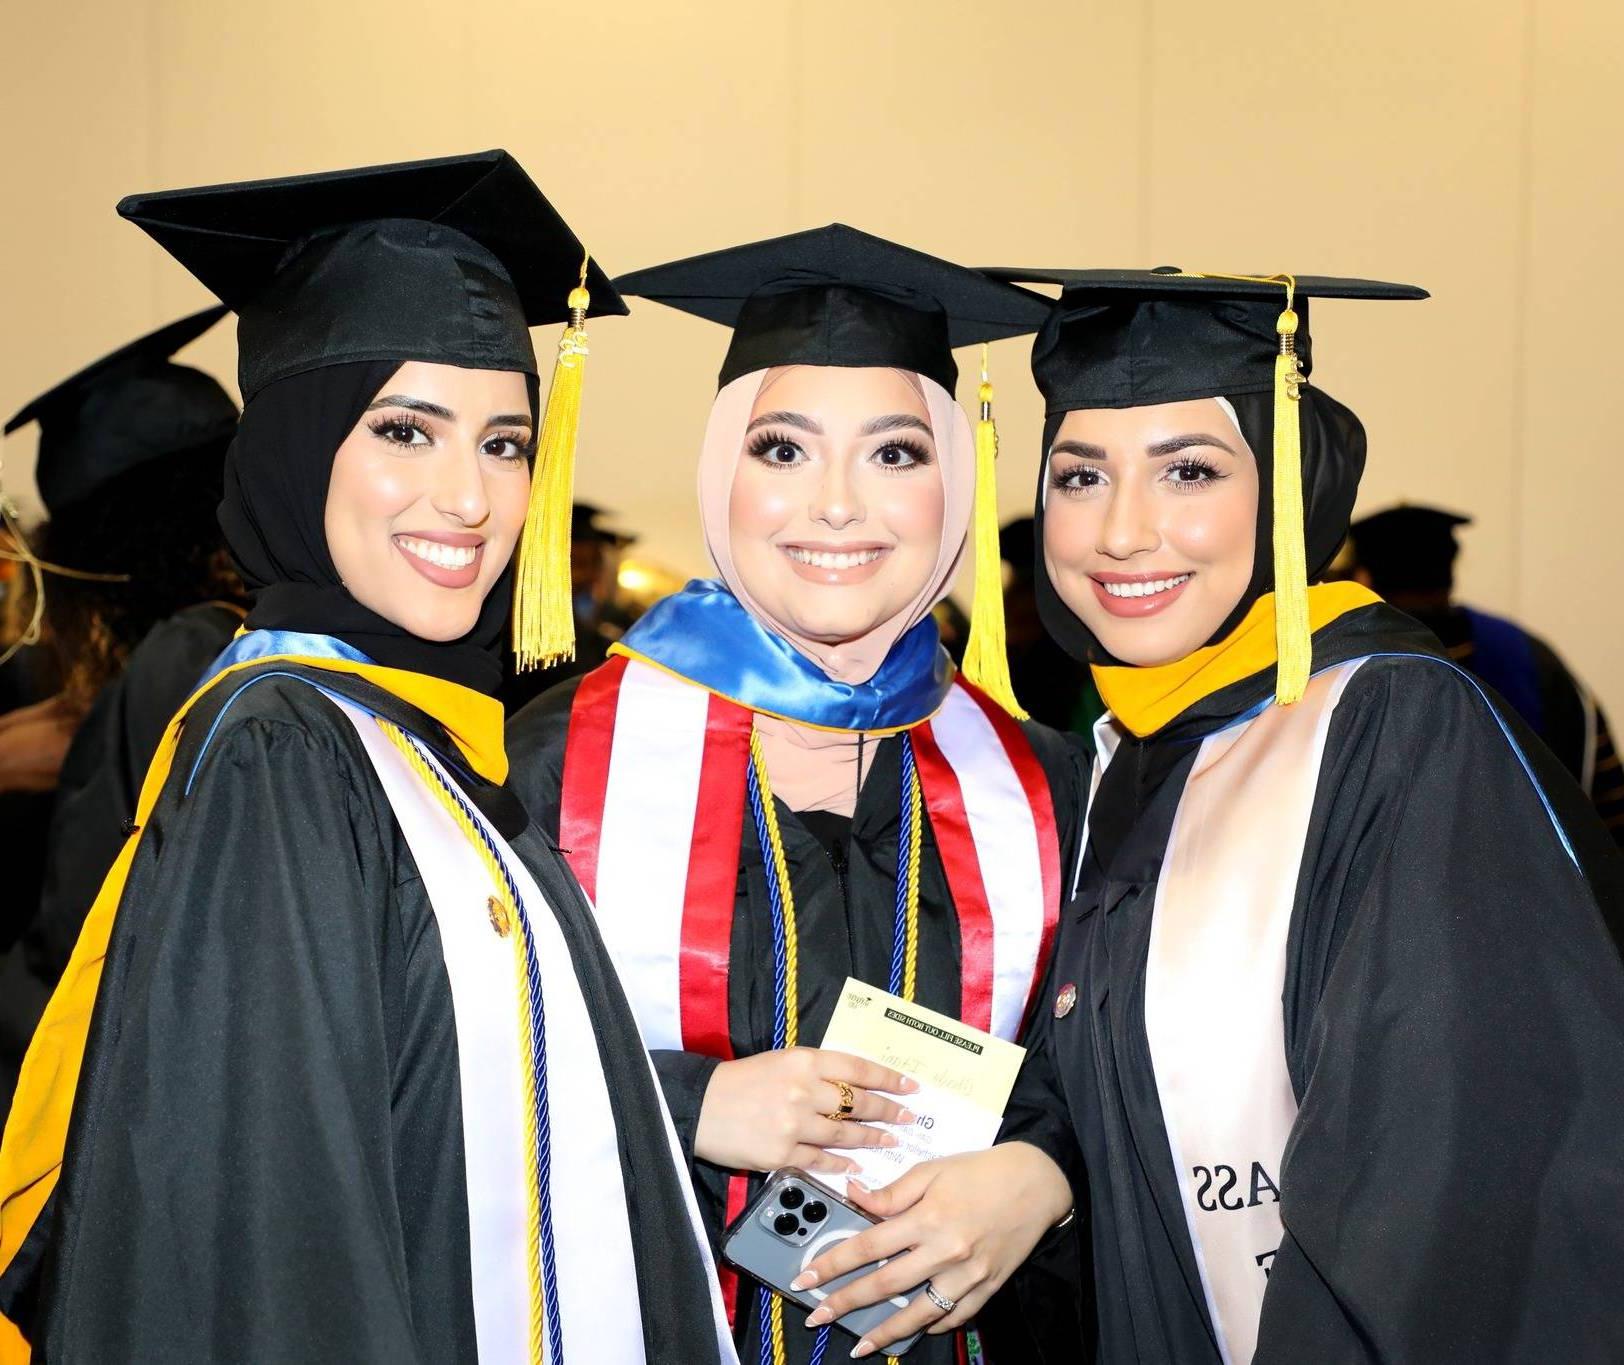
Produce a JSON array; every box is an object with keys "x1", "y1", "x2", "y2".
[
  {"x1": 791, "y1": 1271, "x2": 818, "y2": 1291},
  {"x1": 851, "y1": 1341, "x2": 876, "y2": 1359},
  {"x1": 896, "y1": 1109, "x2": 916, "y2": 1125},
  {"x1": 851, "y1": 1179, "x2": 872, "y2": 1192},
  {"x1": 805, "y1": 1306, "x2": 832, "y2": 1327},
  {"x1": 880, "y1": 1133, "x2": 899, "y2": 1146},
  {"x1": 901, "y1": 1077, "x2": 920, "y2": 1092}
]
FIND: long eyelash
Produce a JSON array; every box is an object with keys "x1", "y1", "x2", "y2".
[
  {"x1": 368, "y1": 412, "x2": 434, "y2": 441},
  {"x1": 488, "y1": 429, "x2": 537, "y2": 461},
  {"x1": 745, "y1": 428, "x2": 800, "y2": 459},
  {"x1": 875, "y1": 436, "x2": 933, "y2": 466},
  {"x1": 1048, "y1": 462, "x2": 1101, "y2": 490},
  {"x1": 1168, "y1": 456, "x2": 1225, "y2": 480}
]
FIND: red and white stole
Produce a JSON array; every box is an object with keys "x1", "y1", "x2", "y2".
[
  {"x1": 1140, "y1": 659, "x2": 1365, "y2": 1365},
  {"x1": 559, "y1": 653, "x2": 1062, "y2": 1055}
]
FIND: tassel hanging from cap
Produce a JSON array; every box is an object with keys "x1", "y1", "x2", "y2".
[
  {"x1": 1270, "y1": 287, "x2": 1311, "y2": 704},
  {"x1": 513, "y1": 258, "x2": 592, "y2": 672},
  {"x1": 961, "y1": 344, "x2": 1028, "y2": 719},
  {"x1": 1179, "y1": 270, "x2": 1312, "y2": 706}
]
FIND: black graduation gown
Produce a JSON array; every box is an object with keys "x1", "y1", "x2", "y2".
[
  {"x1": 1002, "y1": 603, "x2": 1624, "y2": 1365},
  {"x1": 1, "y1": 602, "x2": 238, "y2": 1114},
  {"x1": 508, "y1": 677, "x2": 1094, "y2": 1365},
  {"x1": 0, "y1": 661, "x2": 726, "y2": 1364}
]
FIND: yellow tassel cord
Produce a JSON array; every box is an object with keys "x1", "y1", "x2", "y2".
[
  {"x1": 1178, "y1": 272, "x2": 1312, "y2": 705},
  {"x1": 959, "y1": 346, "x2": 1028, "y2": 720},
  {"x1": 377, "y1": 720, "x2": 547, "y2": 1364},
  {"x1": 750, "y1": 728, "x2": 918, "y2": 1365},
  {"x1": 1269, "y1": 298, "x2": 1311, "y2": 703},
  {"x1": 514, "y1": 259, "x2": 593, "y2": 672}
]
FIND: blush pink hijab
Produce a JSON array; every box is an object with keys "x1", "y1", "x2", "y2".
[{"x1": 696, "y1": 366, "x2": 976, "y2": 814}]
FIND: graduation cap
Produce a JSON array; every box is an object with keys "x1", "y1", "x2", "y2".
[
  {"x1": 1347, "y1": 504, "x2": 1471, "y2": 594},
  {"x1": 119, "y1": 149, "x2": 628, "y2": 670},
  {"x1": 987, "y1": 266, "x2": 1429, "y2": 705},
  {"x1": 980, "y1": 267, "x2": 1429, "y2": 413},
  {"x1": 618, "y1": 226, "x2": 1054, "y2": 718},
  {"x1": 615, "y1": 224, "x2": 1050, "y2": 394},
  {"x1": 572, "y1": 501, "x2": 637, "y2": 549},
  {"x1": 4, "y1": 306, "x2": 237, "y2": 515},
  {"x1": 118, "y1": 149, "x2": 626, "y2": 401}
]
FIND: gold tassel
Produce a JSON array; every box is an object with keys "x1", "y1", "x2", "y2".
[
  {"x1": 1271, "y1": 287, "x2": 1311, "y2": 705},
  {"x1": 513, "y1": 259, "x2": 592, "y2": 671},
  {"x1": 960, "y1": 344, "x2": 1028, "y2": 719},
  {"x1": 1179, "y1": 270, "x2": 1312, "y2": 706}
]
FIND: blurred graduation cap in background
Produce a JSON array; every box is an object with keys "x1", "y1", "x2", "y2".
[{"x1": 4, "y1": 307, "x2": 237, "y2": 516}]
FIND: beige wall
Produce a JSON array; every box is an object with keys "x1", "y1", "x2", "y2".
[{"x1": 4, "y1": 0, "x2": 1621, "y2": 718}]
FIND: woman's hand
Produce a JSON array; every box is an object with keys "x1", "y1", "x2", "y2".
[
  {"x1": 790, "y1": 1142, "x2": 1073, "y2": 1357},
  {"x1": 693, "y1": 1047, "x2": 919, "y2": 1174}
]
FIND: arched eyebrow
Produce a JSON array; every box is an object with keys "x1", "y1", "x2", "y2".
[
  {"x1": 1147, "y1": 432, "x2": 1237, "y2": 457},
  {"x1": 366, "y1": 395, "x2": 530, "y2": 429},
  {"x1": 746, "y1": 410, "x2": 823, "y2": 435},
  {"x1": 368, "y1": 395, "x2": 454, "y2": 420},
  {"x1": 859, "y1": 413, "x2": 932, "y2": 437},
  {"x1": 1050, "y1": 440, "x2": 1108, "y2": 460}
]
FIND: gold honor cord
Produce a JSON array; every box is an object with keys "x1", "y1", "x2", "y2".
[
  {"x1": 748, "y1": 729, "x2": 919, "y2": 1365},
  {"x1": 1174, "y1": 272, "x2": 1312, "y2": 705},
  {"x1": 901, "y1": 760, "x2": 922, "y2": 1005},
  {"x1": 377, "y1": 720, "x2": 549, "y2": 1363}
]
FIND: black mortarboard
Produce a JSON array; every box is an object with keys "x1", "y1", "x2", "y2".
[
  {"x1": 572, "y1": 501, "x2": 637, "y2": 549},
  {"x1": 117, "y1": 150, "x2": 627, "y2": 401},
  {"x1": 5, "y1": 306, "x2": 238, "y2": 514},
  {"x1": 1347, "y1": 504, "x2": 1471, "y2": 594},
  {"x1": 616, "y1": 224, "x2": 1050, "y2": 393},
  {"x1": 980, "y1": 267, "x2": 1428, "y2": 413}
]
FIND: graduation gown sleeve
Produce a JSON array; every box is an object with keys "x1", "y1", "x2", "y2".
[
  {"x1": 39, "y1": 697, "x2": 447, "y2": 1364},
  {"x1": 1256, "y1": 658, "x2": 1624, "y2": 1365},
  {"x1": 32, "y1": 604, "x2": 239, "y2": 984}
]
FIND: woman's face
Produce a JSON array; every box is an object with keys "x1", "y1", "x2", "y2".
[
  {"x1": 728, "y1": 366, "x2": 946, "y2": 645},
  {"x1": 1042, "y1": 399, "x2": 1259, "y2": 666},
  {"x1": 325, "y1": 361, "x2": 533, "y2": 642}
]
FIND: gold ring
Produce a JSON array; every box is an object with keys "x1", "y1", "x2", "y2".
[{"x1": 824, "y1": 1080, "x2": 856, "y2": 1121}]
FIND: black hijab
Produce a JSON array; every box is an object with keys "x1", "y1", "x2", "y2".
[
  {"x1": 1032, "y1": 385, "x2": 1367, "y2": 666},
  {"x1": 219, "y1": 360, "x2": 540, "y2": 694}
]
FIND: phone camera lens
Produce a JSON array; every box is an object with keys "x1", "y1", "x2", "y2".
[
  {"x1": 803, "y1": 1200, "x2": 827, "y2": 1224},
  {"x1": 778, "y1": 1186, "x2": 805, "y2": 1210},
  {"x1": 773, "y1": 1212, "x2": 800, "y2": 1237}
]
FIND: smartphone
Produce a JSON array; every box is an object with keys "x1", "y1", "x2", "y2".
[{"x1": 722, "y1": 1168, "x2": 927, "y2": 1356}]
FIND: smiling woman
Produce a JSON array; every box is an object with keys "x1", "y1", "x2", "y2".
[
  {"x1": 1042, "y1": 397, "x2": 1259, "y2": 664},
  {"x1": 0, "y1": 152, "x2": 738, "y2": 1365},
  {"x1": 326, "y1": 363, "x2": 535, "y2": 642},
  {"x1": 506, "y1": 226, "x2": 1090, "y2": 1365},
  {"x1": 726, "y1": 365, "x2": 947, "y2": 663},
  {"x1": 804, "y1": 267, "x2": 1624, "y2": 1364}
]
